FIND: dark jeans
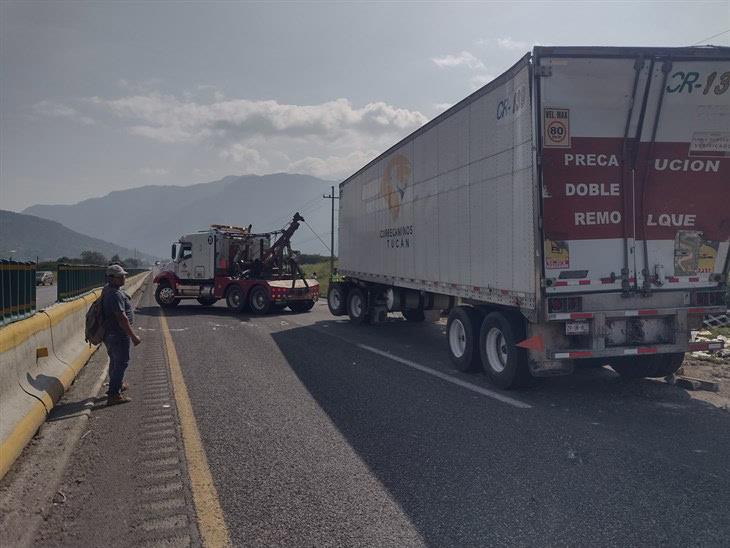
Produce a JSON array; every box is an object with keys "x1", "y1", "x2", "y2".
[{"x1": 104, "y1": 333, "x2": 131, "y2": 396}]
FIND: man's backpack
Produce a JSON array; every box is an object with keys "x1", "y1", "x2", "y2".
[{"x1": 85, "y1": 293, "x2": 105, "y2": 345}]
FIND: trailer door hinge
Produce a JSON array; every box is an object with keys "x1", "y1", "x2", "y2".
[{"x1": 536, "y1": 65, "x2": 552, "y2": 77}]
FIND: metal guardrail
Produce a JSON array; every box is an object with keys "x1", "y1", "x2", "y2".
[
  {"x1": 57, "y1": 264, "x2": 148, "y2": 302},
  {"x1": 0, "y1": 260, "x2": 36, "y2": 326},
  {"x1": 57, "y1": 264, "x2": 107, "y2": 301}
]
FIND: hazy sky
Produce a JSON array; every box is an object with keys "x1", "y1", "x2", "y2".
[{"x1": 1, "y1": 1, "x2": 728, "y2": 211}]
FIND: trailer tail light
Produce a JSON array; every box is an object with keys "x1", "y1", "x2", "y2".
[
  {"x1": 691, "y1": 290, "x2": 725, "y2": 307},
  {"x1": 548, "y1": 296, "x2": 582, "y2": 313}
]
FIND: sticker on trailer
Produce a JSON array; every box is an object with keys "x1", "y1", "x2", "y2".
[
  {"x1": 545, "y1": 239, "x2": 570, "y2": 269},
  {"x1": 543, "y1": 107, "x2": 571, "y2": 148},
  {"x1": 690, "y1": 131, "x2": 730, "y2": 157}
]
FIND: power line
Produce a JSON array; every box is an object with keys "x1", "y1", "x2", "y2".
[
  {"x1": 302, "y1": 220, "x2": 331, "y2": 253},
  {"x1": 691, "y1": 28, "x2": 730, "y2": 46}
]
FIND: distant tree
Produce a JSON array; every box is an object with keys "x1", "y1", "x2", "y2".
[
  {"x1": 124, "y1": 257, "x2": 142, "y2": 268},
  {"x1": 110, "y1": 254, "x2": 123, "y2": 265},
  {"x1": 80, "y1": 250, "x2": 107, "y2": 265},
  {"x1": 56, "y1": 256, "x2": 73, "y2": 264}
]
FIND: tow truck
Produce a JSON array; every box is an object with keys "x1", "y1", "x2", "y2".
[{"x1": 153, "y1": 213, "x2": 319, "y2": 314}]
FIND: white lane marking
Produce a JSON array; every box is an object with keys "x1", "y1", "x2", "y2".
[{"x1": 356, "y1": 343, "x2": 532, "y2": 409}]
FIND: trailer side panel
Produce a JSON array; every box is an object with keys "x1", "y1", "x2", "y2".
[{"x1": 339, "y1": 58, "x2": 537, "y2": 310}]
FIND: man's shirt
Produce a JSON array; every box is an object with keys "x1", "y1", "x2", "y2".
[{"x1": 102, "y1": 284, "x2": 133, "y2": 336}]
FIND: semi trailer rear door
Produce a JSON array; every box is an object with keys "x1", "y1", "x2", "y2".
[{"x1": 537, "y1": 47, "x2": 730, "y2": 294}]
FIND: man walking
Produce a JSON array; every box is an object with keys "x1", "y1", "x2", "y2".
[{"x1": 103, "y1": 264, "x2": 141, "y2": 405}]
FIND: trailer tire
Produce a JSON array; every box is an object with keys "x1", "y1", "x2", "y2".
[
  {"x1": 479, "y1": 312, "x2": 530, "y2": 389},
  {"x1": 197, "y1": 297, "x2": 218, "y2": 306},
  {"x1": 155, "y1": 283, "x2": 180, "y2": 308},
  {"x1": 347, "y1": 288, "x2": 369, "y2": 324},
  {"x1": 249, "y1": 285, "x2": 271, "y2": 315},
  {"x1": 446, "y1": 306, "x2": 482, "y2": 372},
  {"x1": 327, "y1": 284, "x2": 348, "y2": 316},
  {"x1": 225, "y1": 285, "x2": 247, "y2": 312},
  {"x1": 611, "y1": 353, "x2": 684, "y2": 379},
  {"x1": 289, "y1": 300, "x2": 315, "y2": 313},
  {"x1": 403, "y1": 309, "x2": 425, "y2": 323}
]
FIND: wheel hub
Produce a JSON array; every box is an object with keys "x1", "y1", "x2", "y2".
[
  {"x1": 449, "y1": 319, "x2": 467, "y2": 358},
  {"x1": 159, "y1": 287, "x2": 175, "y2": 303},
  {"x1": 351, "y1": 294, "x2": 362, "y2": 317},
  {"x1": 486, "y1": 327, "x2": 508, "y2": 373}
]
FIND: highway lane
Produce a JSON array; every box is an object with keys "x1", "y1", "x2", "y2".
[
  {"x1": 161, "y1": 299, "x2": 730, "y2": 546},
  {"x1": 35, "y1": 283, "x2": 57, "y2": 310}
]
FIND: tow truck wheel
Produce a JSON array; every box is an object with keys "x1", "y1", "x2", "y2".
[
  {"x1": 289, "y1": 300, "x2": 315, "y2": 313},
  {"x1": 446, "y1": 306, "x2": 482, "y2": 372},
  {"x1": 347, "y1": 288, "x2": 369, "y2": 324},
  {"x1": 479, "y1": 311, "x2": 530, "y2": 389},
  {"x1": 225, "y1": 285, "x2": 246, "y2": 312},
  {"x1": 197, "y1": 297, "x2": 218, "y2": 306},
  {"x1": 611, "y1": 353, "x2": 684, "y2": 379},
  {"x1": 249, "y1": 285, "x2": 271, "y2": 315},
  {"x1": 155, "y1": 284, "x2": 180, "y2": 308},
  {"x1": 327, "y1": 284, "x2": 347, "y2": 316}
]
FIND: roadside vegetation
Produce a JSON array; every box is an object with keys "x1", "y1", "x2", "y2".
[
  {"x1": 37, "y1": 251, "x2": 147, "y2": 271},
  {"x1": 298, "y1": 255, "x2": 338, "y2": 297}
]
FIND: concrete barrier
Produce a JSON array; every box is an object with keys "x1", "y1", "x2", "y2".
[{"x1": 0, "y1": 272, "x2": 148, "y2": 479}]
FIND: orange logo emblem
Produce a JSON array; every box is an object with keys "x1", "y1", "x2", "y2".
[{"x1": 380, "y1": 154, "x2": 411, "y2": 220}]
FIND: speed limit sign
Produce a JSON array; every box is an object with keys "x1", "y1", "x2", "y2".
[{"x1": 543, "y1": 107, "x2": 571, "y2": 148}]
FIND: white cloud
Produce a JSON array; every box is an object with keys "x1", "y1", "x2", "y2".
[
  {"x1": 88, "y1": 94, "x2": 427, "y2": 146},
  {"x1": 496, "y1": 37, "x2": 530, "y2": 51},
  {"x1": 470, "y1": 73, "x2": 497, "y2": 89},
  {"x1": 434, "y1": 103, "x2": 453, "y2": 112},
  {"x1": 140, "y1": 167, "x2": 169, "y2": 176},
  {"x1": 432, "y1": 51, "x2": 485, "y2": 70},
  {"x1": 32, "y1": 100, "x2": 95, "y2": 125},
  {"x1": 34, "y1": 89, "x2": 427, "y2": 179},
  {"x1": 287, "y1": 150, "x2": 379, "y2": 179},
  {"x1": 219, "y1": 144, "x2": 269, "y2": 172}
]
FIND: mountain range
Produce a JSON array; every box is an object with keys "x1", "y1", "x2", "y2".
[
  {"x1": 23, "y1": 173, "x2": 337, "y2": 258},
  {"x1": 0, "y1": 210, "x2": 156, "y2": 263}
]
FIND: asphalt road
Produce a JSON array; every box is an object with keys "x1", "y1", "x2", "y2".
[
  {"x1": 35, "y1": 284, "x2": 57, "y2": 310},
  {"x1": 159, "y1": 296, "x2": 729, "y2": 546}
]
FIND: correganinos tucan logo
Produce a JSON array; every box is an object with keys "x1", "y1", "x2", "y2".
[{"x1": 380, "y1": 154, "x2": 411, "y2": 221}]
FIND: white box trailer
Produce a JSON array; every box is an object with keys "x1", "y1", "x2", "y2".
[{"x1": 328, "y1": 46, "x2": 730, "y2": 389}]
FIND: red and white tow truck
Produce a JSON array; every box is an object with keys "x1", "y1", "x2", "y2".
[{"x1": 153, "y1": 213, "x2": 319, "y2": 314}]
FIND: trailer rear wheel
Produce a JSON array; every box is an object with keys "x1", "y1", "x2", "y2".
[
  {"x1": 249, "y1": 286, "x2": 271, "y2": 315},
  {"x1": 155, "y1": 283, "x2": 180, "y2": 308},
  {"x1": 479, "y1": 312, "x2": 530, "y2": 389},
  {"x1": 403, "y1": 309, "x2": 425, "y2": 322},
  {"x1": 327, "y1": 284, "x2": 348, "y2": 316},
  {"x1": 611, "y1": 353, "x2": 684, "y2": 379},
  {"x1": 347, "y1": 288, "x2": 369, "y2": 324},
  {"x1": 225, "y1": 285, "x2": 246, "y2": 312},
  {"x1": 289, "y1": 300, "x2": 315, "y2": 313},
  {"x1": 446, "y1": 307, "x2": 482, "y2": 372}
]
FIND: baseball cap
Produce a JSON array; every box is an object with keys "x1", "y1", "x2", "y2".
[{"x1": 106, "y1": 264, "x2": 128, "y2": 276}]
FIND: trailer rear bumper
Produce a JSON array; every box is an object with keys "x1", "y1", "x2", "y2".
[
  {"x1": 551, "y1": 340, "x2": 724, "y2": 360},
  {"x1": 530, "y1": 305, "x2": 726, "y2": 363}
]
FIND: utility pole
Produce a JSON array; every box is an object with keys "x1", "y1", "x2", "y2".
[{"x1": 323, "y1": 185, "x2": 339, "y2": 277}]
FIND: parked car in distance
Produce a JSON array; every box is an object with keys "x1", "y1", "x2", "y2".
[{"x1": 36, "y1": 271, "x2": 54, "y2": 286}]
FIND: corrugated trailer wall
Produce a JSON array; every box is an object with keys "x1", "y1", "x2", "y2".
[{"x1": 339, "y1": 55, "x2": 537, "y2": 310}]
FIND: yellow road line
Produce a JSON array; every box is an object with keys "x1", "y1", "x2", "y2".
[{"x1": 160, "y1": 313, "x2": 232, "y2": 548}]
